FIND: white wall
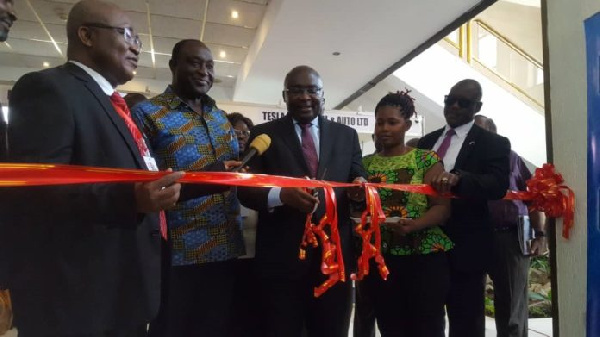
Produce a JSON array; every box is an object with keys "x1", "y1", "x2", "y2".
[{"x1": 546, "y1": 1, "x2": 600, "y2": 336}]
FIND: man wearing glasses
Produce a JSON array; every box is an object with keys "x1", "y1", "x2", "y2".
[
  {"x1": 3, "y1": 0, "x2": 183, "y2": 336},
  {"x1": 418, "y1": 79, "x2": 511, "y2": 337},
  {"x1": 238, "y1": 65, "x2": 366, "y2": 337}
]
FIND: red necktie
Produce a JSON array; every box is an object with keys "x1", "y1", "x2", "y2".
[
  {"x1": 436, "y1": 128, "x2": 456, "y2": 159},
  {"x1": 299, "y1": 123, "x2": 318, "y2": 178},
  {"x1": 110, "y1": 92, "x2": 168, "y2": 240}
]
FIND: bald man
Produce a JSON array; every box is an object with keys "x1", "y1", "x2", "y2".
[
  {"x1": 3, "y1": 1, "x2": 183, "y2": 336},
  {"x1": 418, "y1": 80, "x2": 511, "y2": 337}
]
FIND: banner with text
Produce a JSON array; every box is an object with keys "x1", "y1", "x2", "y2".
[{"x1": 219, "y1": 103, "x2": 423, "y2": 136}]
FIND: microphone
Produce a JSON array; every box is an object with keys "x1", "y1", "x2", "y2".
[{"x1": 232, "y1": 134, "x2": 271, "y2": 172}]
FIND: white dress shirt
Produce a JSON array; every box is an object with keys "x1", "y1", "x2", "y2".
[
  {"x1": 69, "y1": 61, "x2": 114, "y2": 95},
  {"x1": 432, "y1": 120, "x2": 475, "y2": 172},
  {"x1": 267, "y1": 116, "x2": 320, "y2": 208}
]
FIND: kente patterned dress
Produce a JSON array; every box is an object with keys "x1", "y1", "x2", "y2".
[
  {"x1": 362, "y1": 149, "x2": 453, "y2": 256},
  {"x1": 132, "y1": 86, "x2": 244, "y2": 266}
]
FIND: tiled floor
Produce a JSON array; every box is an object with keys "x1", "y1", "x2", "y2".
[{"x1": 3, "y1": 317, "x2": 553, "y2": 336}]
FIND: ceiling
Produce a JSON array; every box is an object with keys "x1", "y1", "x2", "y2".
[{"x1": 0, "y1": 0, "x2": 491, "y2": 109}]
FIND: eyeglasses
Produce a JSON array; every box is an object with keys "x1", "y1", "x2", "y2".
[
  {"x1": 83, "y1": 23, "x2": 143, "y2": 50},
  {"x1": 284, "y1": 86, "x2": 323, "y2": 98},
  {"x1": 234, "y1": 130, "x2": 250, "y2": 138},
  {"x1": 444, "y1": 95, "x2": 479, "y2": 109}
]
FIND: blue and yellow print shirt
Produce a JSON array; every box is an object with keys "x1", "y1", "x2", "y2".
[{"x1": 132, "y1": 86, "x2": 244, "y2": 266}]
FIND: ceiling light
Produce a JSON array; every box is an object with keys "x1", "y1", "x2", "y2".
[
  {"x1": 133, "y1": 70, "x2": 137, "y2": 75},
  {"x1": 231, "y1": 11, "x2": 239, "y2": 19},
  {"x1": 42, "y1": 62, "x2": 50, "y2": 68},
  {"x1": 226, "y1": 75, "x2": 234, "y2": 78},
  {"x1": 219, "y1": 50, "x2": 226, "y2": 58}
]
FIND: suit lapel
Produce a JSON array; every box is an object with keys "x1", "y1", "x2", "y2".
[
  {"x1": 64, "y1": 63, "x2": 145, "y2": 168},
  {"x1": 422, "y1": 128, "x2": 444, "y2": 150},
  {"x1": 317, "y1": 116, "x2": 332, "y2": 180},
  {"x1": 454, "y1": 125, "x2": 481, "y2": 170}
]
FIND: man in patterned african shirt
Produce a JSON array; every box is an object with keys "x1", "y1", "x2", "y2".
[{"x1": 132, "y1": 39, "x2": 244, "y2": 337}]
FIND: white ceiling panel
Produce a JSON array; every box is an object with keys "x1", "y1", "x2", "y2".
[
  {"x1": 207, "y1": 44, "x2": 246, "y2": 64},
  {"x1": 147, "y1": 0, "x2": 206, "y2": 21},
  {"x1": 238, "y1": 0, "x2": 269, "y2": 5},
  {"x1": 26, "y1": 0, "x2": 72, "y2": 25},
  {"x1": 150, "y1": 16, "x2": 202, "y2": 40},
  {"x1": 6, "y1": 21, "x2": 47, "y2": 42},
  {"x1": 202, "y1": 23, "x2": 255, "y2": 48},
  {"x1": 125, "y1": 11, "x2": 149, "y2": 34},
  {"x1": 155, "y1": 68, "x2": 172, "y2": 81},
  {"x1": 21, "y1": 54, "x2": 64, "y2": 68},
  {"x1": 45, "y1": 23, "x2": 67, "y2": 44},
  {"x1": 7, "y1": 39, "x2": 62, "y2": 58},
  {"x1": 152, "y1": 36, "x2": 181, "y2": 55},
  {"x1": 132, "y1": 66, "x2": 155, "y2": 79},
  {"x1": 207, "y1": 0, "x2": 265, "y2": 28},
  {"x1": 213, "y1": 61, "x2": 240, "y2": 78},
  {"x1": 137, "y1": 51, "x2": 154, "y2": 68},
  {"x1": 0, "y1": 52, "x2": 27, "y2": 68},
  {"x1": 114, "y1": 0, "x2": 147, "y2": 13}
]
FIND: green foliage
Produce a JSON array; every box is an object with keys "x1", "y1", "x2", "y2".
[{"x1": 486, "y1": 255, "x2": 552, "y2": 319}]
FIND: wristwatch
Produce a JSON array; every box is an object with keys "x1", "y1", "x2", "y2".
[{"x1": 534, "y1": 230, "x2": 546, "y2": 238}]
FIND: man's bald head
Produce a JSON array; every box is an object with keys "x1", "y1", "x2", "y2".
[
  {"x1": 67, "y1": 0, "x2": 121, "y2": 46},
  {"x1": 284, "y1": 65, "x2": 322, "y2": 88},
  {"x1": 66, "y1": 0, "x2": 139, "y2": 87}
]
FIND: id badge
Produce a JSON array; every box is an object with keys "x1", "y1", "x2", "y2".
[{"x1": 143, "y1": 155, "x2": 159, "y2": 172}]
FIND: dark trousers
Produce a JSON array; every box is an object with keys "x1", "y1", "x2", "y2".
[
  {"x1": 446, "y1": 266, "x2": 487, "y2": 337},
  {"x1": 227, "y1": 258, "x2": 265, "y2": 337},
  {"x1": 353, "y1": 280, "x2": 376, "y2": 337},
  {"x1": 489, "y1": 229, "x2": 530, "y2": 337},
  {"x1": 148, "y1": 259, "x2": 236, "y2": 337},
  {"x1": 260, "y1": 268, "x2": 352, "y2": 337},
  {"x1": 18, "y1": 325, "x2": 147, "y2": 337},
  {"x1": 362, "y1": 252, "x2": 449, "y2": 337}
]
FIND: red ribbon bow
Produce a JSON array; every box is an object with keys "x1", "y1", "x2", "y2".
[
  {"x1": 351, "y1": 185, "x2": 389, "y2": 282},
  {"x1": 299, "y1": 185, "x2": 346, "y2": 297},
  {"x1": 505, "y1": 163, "x2": 575, "y2": 238}
]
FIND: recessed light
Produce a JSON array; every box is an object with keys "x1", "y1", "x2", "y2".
[
  {"x1": 42, "y1": 62, "x2": 50, "y2": 68},
  {"x1": 332, "y1": 52, "x2": 341, "y2": 56},
  {"x1": 226, "y1": 75, "x2": 234, "y2": 78},
  {"x1": 219, "y1": 50, "x2": 226, "y2": 58},
  {"x1": 231, "y1": 10, "x2": 239, "y2": 19},
  {"x1": 133, "y1": 70, "x2": 137, "y2": 75}
]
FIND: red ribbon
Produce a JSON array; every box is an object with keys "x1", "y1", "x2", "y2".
[
  {"x1": 299, "y1": 186, "x2": 345, "y2": 297},
  {"x1": 504, "y1": 163, "x2": 575, "y2": 238},
  {"x1": 351, "y1": 185, "x2": 389, "y2": 282},
  {"x1": 0, "y1": 162, "x2": 576, "y2": 294}
]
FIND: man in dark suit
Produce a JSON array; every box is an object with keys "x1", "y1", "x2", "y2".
[
  {"x1": 418, "y1": 79, "x2": 511, "y2": 337},
  {"x1": 2, "y1": 1, "x2": 184, "y2": 336},
  {"x1": 239, "y1": 65, "x2": 366, "y2": 337},
  {"x1": 0, "y1": 0, "x2": 17, "y2": 161}
]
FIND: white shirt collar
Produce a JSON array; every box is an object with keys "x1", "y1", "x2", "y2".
[
  {"x1": 443, "y1": 120, "x2": 475, "y2": 139},
  {"x1": 293, "y1": 116, "x2": 319, "y2": 128},
  {"x1": 69, "y1": 61, "x2": 114, "y2": 96}
]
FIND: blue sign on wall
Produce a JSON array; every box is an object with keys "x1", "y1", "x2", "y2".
[{"x1": 586, "y1": 11, "x2": 600, "y2": 337}]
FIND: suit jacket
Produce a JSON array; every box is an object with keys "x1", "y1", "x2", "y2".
[
  {"x1": 418, "y1": 124, "x2": 511, "y2": 273},
  {"x1": 1, "y1": 63, "x2": 161, "y2": 335},
  {"x1": 238, "y1": 115, "x2": 365, "y2": 280}
]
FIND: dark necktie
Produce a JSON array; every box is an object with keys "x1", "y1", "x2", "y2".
[
  {"x1": 299, "y1": 123, "x2": 318, "y2": 178},
  {"x1": 436, "y1": 128, "x2": 456, "y2": 159},
  {"x1": 110, "y1": 92, "x2": 168, "y2": 241}
]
